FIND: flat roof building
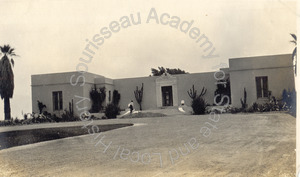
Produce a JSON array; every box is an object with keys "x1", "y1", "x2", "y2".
[{"x1": 31, "y1": 54, "x2": 295, "y2": 116}]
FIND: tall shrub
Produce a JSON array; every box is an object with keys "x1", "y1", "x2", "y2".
[
  {"x1": 90, "y1": 85, "x2": 106, "y2": 113},
  {"x1": 191, "y1": 96, "x2": 206, "y2": 115},
  {"x1": 112, "y1": 90, "x2": 121, "y2": 106},
  {"x1": 105, "y1": 103, "x2": 120, "y2": 119}
]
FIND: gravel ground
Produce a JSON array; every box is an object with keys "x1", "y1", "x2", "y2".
[{"x1": 0, "y1": 112, "x2": 295, "y2": 177}]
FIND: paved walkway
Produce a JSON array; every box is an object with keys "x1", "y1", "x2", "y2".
[{"x1": 0, "y1": 112, "x2": 295, "y2": 176}]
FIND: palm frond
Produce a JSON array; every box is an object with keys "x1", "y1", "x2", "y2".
[
  {"x1": 8, "y1": 48, "x2": 14, "y2": 53},
  {"x1": 0, "y1": 45, "x2": 17, "y2": 57},
  {"x1": 0, "y1": 46, "x2": 4, "y2": 53},
  {"x1": 8, "y1": 48, "x2": 16, "y2": 56},
  {"x1": 290, "y1": 33, "x2": 297, "y2": 41},
  {"x1": 292, "y1": 47, "x2": 297, "y2": 59},
  {"x1": 290, "y1": 40, "x2": 297, "y2": 45},
  {"x1": 0, "y1": 45, "x2": 11, "y2": 54},
  {"x1": 11, "y1": 58, "x2": 14, "y2": 67}
]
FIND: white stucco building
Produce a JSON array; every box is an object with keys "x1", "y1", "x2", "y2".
[
  {"x1": 229, "y1": 54, "x2": 295, "y2": 107},
  {"x1": 31, "y1": 54, "x2": 295, "y2": 116}
]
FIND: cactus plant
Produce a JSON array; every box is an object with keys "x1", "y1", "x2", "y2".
[
  {"x1": 37, "y1": 100, "x2": 46, "y2": 114},
  {"x1": 69, "y1": 99, "x2": 74, "y2": 116},
  {"x1": 188, "y1": 85, "x2": 207, "y2": 99},
  {"x1": 240, "y1": 88, "x2": 247, "y2": 109},
  {"x1": 134, "y1": 83, "x2": 143, "y2": 110},
  {"x1": 187, "y1": 85, "x2": 207, "y2": 115},
  {"x1": 199, "y1": 87, "x2": 207, "y2": 97},
  {"x1": 187, "y1": 85, "x2": 197, "y2": 99}
]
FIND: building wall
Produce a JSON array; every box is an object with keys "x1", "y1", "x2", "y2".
[
  {"x1": 95, "y1": 77, "x2": 115, "y2": 105},
  {"x1": 31, "y1": 83, "x2": 84, "y2": 116},
  {"x1": 229, "y1": 54, "x2": 295, "y2": 108},
  {"x1": 31, "y1": 54, "x2": 295, "y2": 114},
  {"x1": 31, "y1": 71, "x2": 225, "y2": 114},
  {"x1": 114, "y1": 76, "x2": 157, "y2": 110},
  {"x1": 31, "y1": 72, "x2": 104, "y2": 116},
  {"x1": 176, "y1": 72, "x2": 217, "y2": 106},
  {"x1": 113, "y1": 72, "x2": 218, "y2": 110}
]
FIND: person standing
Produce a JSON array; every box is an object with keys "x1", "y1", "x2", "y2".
[{"x1": 128, "y1": 100, "x2": 134, "y2": 114}]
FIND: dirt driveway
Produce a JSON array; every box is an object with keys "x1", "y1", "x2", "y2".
[{"x1": 0, "y1": 112, "x2": 295, "y2": 177}]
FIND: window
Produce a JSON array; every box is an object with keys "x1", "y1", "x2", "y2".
[
  {"x1": 256, "y1": 76, "x2": 268, "y2": 98},
  {"x1": 53, "y1": 91, "x2": 63, "y2": 110}
]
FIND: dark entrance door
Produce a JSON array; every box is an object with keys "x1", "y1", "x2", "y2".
[{"x1": 161, "y1": 86, "x2": 173, "y2": 106}]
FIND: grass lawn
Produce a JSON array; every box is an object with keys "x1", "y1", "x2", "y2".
[{"x1": 0, "y1": 123, "x2": 133, "y2": 150}]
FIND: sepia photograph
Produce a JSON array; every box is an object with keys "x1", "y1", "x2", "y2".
[{"x1": 0, "y1": 0, "x2": 298, "y2": 176}]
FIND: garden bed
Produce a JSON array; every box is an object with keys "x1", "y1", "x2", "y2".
[{"x1": 121, "y1": 112, "x2": 166, "y2": 118}]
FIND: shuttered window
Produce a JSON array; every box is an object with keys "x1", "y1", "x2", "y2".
[
  {"x1": 53, "y1": 91, "x2": 63, "y2": 110},
  {"x1": 255, "y1": 76, "x2": 268, "y2": 98}
]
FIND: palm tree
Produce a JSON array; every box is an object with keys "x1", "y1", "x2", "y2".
[
  {"x1": 0, "y1": 45, "x2": 16, "y2": 120},
  {"x1": 290, "y1": 33, "x2": 297, "y2": 75}
]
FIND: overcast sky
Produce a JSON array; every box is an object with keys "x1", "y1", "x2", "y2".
[{"x1": 0, "y1": 0, "x2": 297, "y2": 120}]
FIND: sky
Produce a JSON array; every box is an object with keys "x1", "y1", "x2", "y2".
[{"x1": 0, "y1": 0, "x2": 297, "y2": 120}]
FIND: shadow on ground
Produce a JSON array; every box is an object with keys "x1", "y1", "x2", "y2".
[{"x1": 0, "y1": 123, "x2": 133, "y2": 150}]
